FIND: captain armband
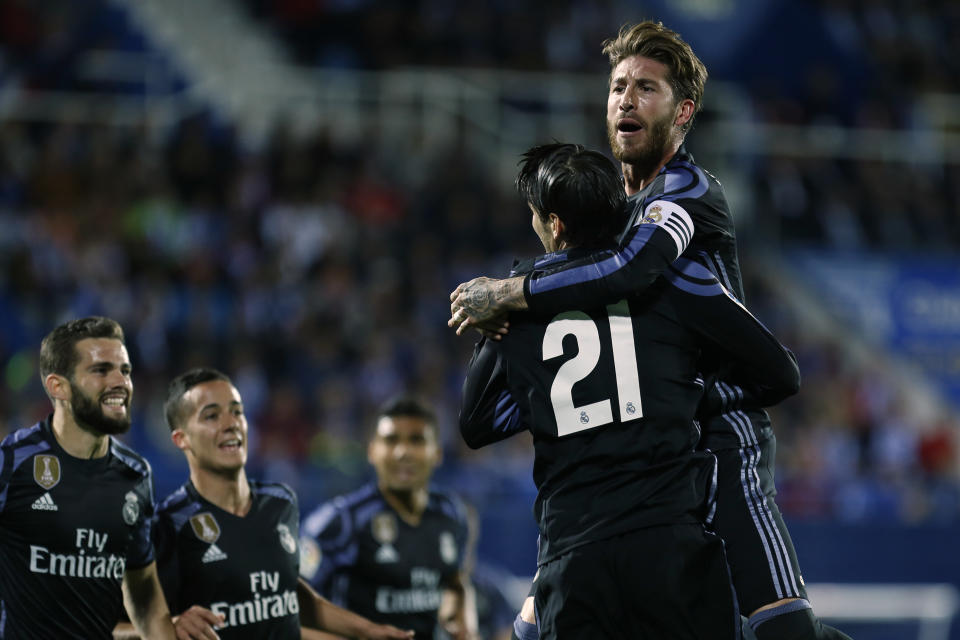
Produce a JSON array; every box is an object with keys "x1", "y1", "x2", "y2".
[{"x1": 639, "y1": 200, "x2": 694, "y2": 259}]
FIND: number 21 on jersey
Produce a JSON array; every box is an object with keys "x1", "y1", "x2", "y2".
[{"x1": 543, "y1": 300, "x2": 643, "y2": 437}]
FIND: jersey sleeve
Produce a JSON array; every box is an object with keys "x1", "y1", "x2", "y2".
[
  {"x1": 523, "y1": 200, "x2": 693, "y2": 316},
  {"x1": 152, "y1": 513, "x2": 181, "y2": 612},
  {"x1": 666, "y1": 258, "x2": 800, "y2": 406},
  {"x1": 277, "y1": 485, "x2": 301, "y2": 573},
  {"x1": 459, "y1": 339, "x2": 525, "y2": 449},
  {"x1": 299, "y1": 500, "x2": 353, "y2": 595},
  {"x1": 126, "y1": 464, "x2": 157, "y2": 570}
]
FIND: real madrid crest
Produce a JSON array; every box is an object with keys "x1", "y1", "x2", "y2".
[
  {"x1": 372, "y1": 512, "x2": 398, "y2": 545},
  {"x1": 122, "y1": 491, "x2": 140, "y2": 525},
  {"x1": 189, "y1": 512, "x2": 221, "y2": 544},
  {"x1": 642, "y1": 204, "x2": 663, "y2": 224},
  {"x1": 372, "y1": 511, "x2": 399, "y2": 563},
  {"x1": 34, "y1": 454, "x2": 61, "y2": 490},
  {"x1": 277, "y1": 523, "x2": 297, "y2": 554}
]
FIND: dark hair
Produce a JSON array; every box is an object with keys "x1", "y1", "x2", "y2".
[
  {"x1": 164, "y1": 367, "x2": 233, "y2": 431},
  {"x1": 39, "y1": 316, "x2": 125, "y2": 382},
  {"x1": 602, "y1": 21, "x2": 708, "y2": 133},
  {"x1": 516, "y1": 142, "x2": 626, "y2": 247},
  {"x1": 373, "y1": 394, "x2": 438, "y2": 436}
]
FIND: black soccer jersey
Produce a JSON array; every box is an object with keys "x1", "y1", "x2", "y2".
[
  {"x1": 154, "y1": 479, "x2": 301, "y2": 639},
  {"x1": 0, "y1": 416, "x2": 156, "y2": 639},
  {"x1": 461, "y1": 254, "x2": 799, "y2": 565},
  {"x1": 299, "y1": 482, "x2": 469, "y2": 639},
  {"x1": 520, "y1": 144, "x2": 772, "y2": 449}
]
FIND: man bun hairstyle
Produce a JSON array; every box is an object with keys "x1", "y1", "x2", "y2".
[{"x1": 602, "y1": 20, "x2": 708, "y2": 133}]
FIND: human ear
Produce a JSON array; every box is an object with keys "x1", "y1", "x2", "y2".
[
  {"x1": 171, "y1": 428, "x2": 189, "y2": 451},
  {"x1": 549, "y1": 213, "x2": 566, "y2": 241},
  {"x1": 44, "y1": 374, "x2": 70, "y2": 402},
  {"x1": 675, "y1": 98, "x2": 695, "y2": 128}
]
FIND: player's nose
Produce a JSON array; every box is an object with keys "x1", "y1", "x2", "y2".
[{"x1": 106, "y1": 368, "x2": 131, "y2": 390}]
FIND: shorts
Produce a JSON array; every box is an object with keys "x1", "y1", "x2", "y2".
[
  {"x1": 534, "y1": 523, "x2": 740, "y2": 640},
  {"x1": 710, "y1": 436, "x2": 807, "y2": 615}
]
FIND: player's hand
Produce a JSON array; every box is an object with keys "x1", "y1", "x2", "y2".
[
  {"x1": 520, "y1": 595, "x2": 536, "y2": 623},
  {"x1": 449, "y1": 277, "x2": 516, "y2": 336},
  {"x1": 360, "y1": 622, "x2": 415, "y2": 639},
  {"x1": 473, "y1": 315, "x2": 510, "y2": 340},
  {"x1": 172, "y1": 605, "x2": 224, "y2": 640},
  {"x1": 452, "y1": 312, "x2": 510, "y2": 341}
]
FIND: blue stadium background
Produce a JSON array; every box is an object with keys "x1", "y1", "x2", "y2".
[{"x1": 1, "y1": 0, "x2": 958, "y2": 637}]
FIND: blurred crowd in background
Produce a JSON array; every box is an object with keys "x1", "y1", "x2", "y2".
[{"x1": 0, "y1": 0, "x2": 959, "y2": 577}]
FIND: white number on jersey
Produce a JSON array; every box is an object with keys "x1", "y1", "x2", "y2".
[{"x1": 542, "y1": 301, "x2": 643, "y2": 437}]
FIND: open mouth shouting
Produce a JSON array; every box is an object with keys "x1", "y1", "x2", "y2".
[{"x1": 616, "y1": 117, "x2": 644, "y2": 137}]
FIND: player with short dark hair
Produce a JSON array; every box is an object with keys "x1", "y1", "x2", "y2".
[
  {"x1": 300, "y1": 395, "x2": 478, "y2": 640},
  {"x1": 154, "y1": 367, "x2": 414, "y2": 640},
  {"x1": 0, "y1": 316, "x2": 179, "y2": 639},
  {"x1": 450, "y1": 21, "x2": 851, "y2": 640},
  {"x1": 460, "y1": 142, "x2": 802, "y2": 639}
]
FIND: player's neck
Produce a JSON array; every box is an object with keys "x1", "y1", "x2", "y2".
[
  {"x1": 380, "y1": 485, "x2": 428, "y2": 526},
  {"x1": 191, "y1": 466, "x2": 252, "y2": 517},
  {"x1": 51, "y1": 407, "x2": 110, "y2": 459},
  {"x1": 622, "y1": 141, "x2": 682, "y2": 195}
]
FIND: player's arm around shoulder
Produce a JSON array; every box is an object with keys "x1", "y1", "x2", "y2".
[{"x1": 523, "y1": 198, "x2": 692, "y2": 313}]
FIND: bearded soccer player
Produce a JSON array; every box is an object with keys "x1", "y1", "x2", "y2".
[
  {"x1": 0, "y1": 317, "x2": 180, "y2": 639},
  {"x1": 152, "y1": 367, "x2": 414, "y2": 640},
  {"x1": 459, "y1": 142, "x2": 803, "y2": 639},
  {"x1": 450, "y1": 21, "x2": 851, "y2": 640},
  {"x1": 300, "y1": 396, "x2": 478, "y2": 640}
]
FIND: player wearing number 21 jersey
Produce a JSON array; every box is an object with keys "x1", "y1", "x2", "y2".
[
  {"x1": 460, "y1": 253, "x2": 801, "y2": 562},
  {"x1": 459, "y1": 143, "x2": 800, "y2": 639}
]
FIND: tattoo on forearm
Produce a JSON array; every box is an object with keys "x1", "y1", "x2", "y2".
[
  {"x1": 459, "y1": 277, "x2": 526, "y2": 322},
  {"x1": 495, "y1": 278, "x2": 526, "y2": 310}
]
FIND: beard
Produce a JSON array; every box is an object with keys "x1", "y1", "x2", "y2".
[
  {"x1": 607, "y1": 110, "x2": 674, "y2": 179},
  {"x1": 70, "y1": 381, "x2": 131, "y2": 436}
]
